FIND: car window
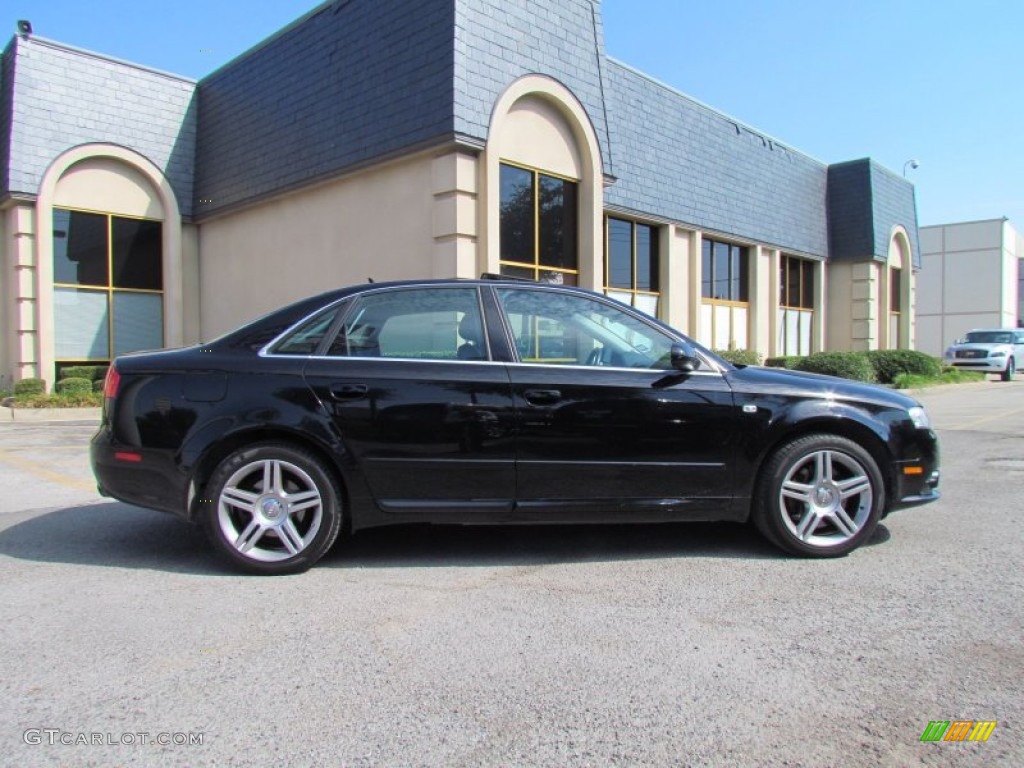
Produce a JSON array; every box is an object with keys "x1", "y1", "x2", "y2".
[
  {"x1": 268, "y1": 303, "x2": 346, "y2": 355},
  {"x1": 324, "y1": 287, "x2": 486, "y2": 360},
  {"x1": 965, "y1": 331, "x2": 1013, "y2": 344},
  {"x1": 495, "y1": 287, "x2": 675, "y2": 368},
  {"x1": 1015, "y1": 333, "x2": 1024, "y2": 344}
]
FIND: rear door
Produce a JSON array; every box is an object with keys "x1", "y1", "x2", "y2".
[
  {"x1": 301, "y1": 285, "x2": 516, "y2": 518},
  {"x1": 492, "y1": 286, "x2": 738, "y2": 521}
]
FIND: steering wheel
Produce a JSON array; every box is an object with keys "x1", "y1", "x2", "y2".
[{"x1": 585, "y1": 348, "x2": 604, "y2": 366}]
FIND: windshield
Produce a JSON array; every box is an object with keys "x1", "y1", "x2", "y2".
[{"x1": 964, "y1": 331, "x2": 1013, "y2": 344}]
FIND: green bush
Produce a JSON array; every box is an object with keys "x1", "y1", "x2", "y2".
[
  {"x1": 61, "y1": 365, "x2": 108, "y2": 382},
  {"x1": 713, "y1": 348, "x2": 762, "y2": 366},
  {"x1": 764, "y1": 356, "x2": 804, "y2": 369},
  {"x1": 795, "y1": 351, "x2": 876, "y2": 383},
  {"x1": 866, "y1": 350, "x2": 942, "y2": 384},
  {"x1": 13, "y1": 392, "x2": 103, "y2": 408},
  {"x1": 93, "y1": 379, "x2": 106, "y2": 392},
  {"x1": 14, "y1": 377, "x2": 46, "y2": 395},
  {"x1": 56, "y1": 377, "x2": 93, "y2": 394}
]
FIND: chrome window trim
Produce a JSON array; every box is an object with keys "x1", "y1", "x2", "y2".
[{"x1": 503, "y1": 361, "x2": 727, "y2": 377}]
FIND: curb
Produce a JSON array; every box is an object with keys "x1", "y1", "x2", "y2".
[{"x1": 1, "y1": 406, "x2": 101, "y2": 424}]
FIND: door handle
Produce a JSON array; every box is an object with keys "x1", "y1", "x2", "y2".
[
  {"x1": 330, "y1": 383, "x2": 368, "y2": 400},
  {"x1": 523, "y1": 389, "x2": 561, "y2": 406}
]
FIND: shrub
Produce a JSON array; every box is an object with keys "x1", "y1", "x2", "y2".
[
  {"x1": 14, "y1": 392, "x2": 103, "y2": 408},
  {"x1": 713, "y1": 348, "x2": 762, "y2": 366},
  {"x1": 764, "y1": 356, "x2": 804, "y2": 369},
  {"x1": 61, "y1": 365, "x2": 108, "y2": 382},
  {"x1": 795, "y1": 351, "x2": 875, "y2": 382},
  {"x1": 56, "y1": 377, "x2": 93, "y2": 394},
  {"x1": 866, "y1": 350, "x2": 942, "y2": 384},
  {"x1": 14, "y1": 377, "x2": 46, "y2": 395},
  {"x1": 93, "y1": 379, "x2": 106, "y2": 392}
]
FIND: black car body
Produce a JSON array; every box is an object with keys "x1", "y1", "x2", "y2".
[{"x1": 92, "y1": 279, "x2": 940, "y2": 574}]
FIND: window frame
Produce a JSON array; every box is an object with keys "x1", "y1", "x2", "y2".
[
  {"x1": 498, "y1": 161, "x2": 579, "y2": 285},
  {"x1": 780, "y1": 255, "x2": 817, "y2": 310},
  {"x1": 701, "y1": 237, "x2": 749, "y2": 305},
  {"x1": 493, "y1": 284, "x2": 721, "y2": 373},
  {"x1": 52, "y1": 205, "x2": 164, "y2": 366},
  {"x1": 313, "y1": 286, "x2": 491, "y2": 362},
  {"x1": 604, "y1": 216, "x2": 661, "y2": 316}
]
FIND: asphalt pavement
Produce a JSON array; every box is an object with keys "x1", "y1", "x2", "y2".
[{"x1": 1, "y1": 380, "x2": 1021, "y2": 767}]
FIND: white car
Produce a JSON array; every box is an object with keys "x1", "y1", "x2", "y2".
[{"x1": 943, "y1": 328, "x2": 1024, "y2": 381}]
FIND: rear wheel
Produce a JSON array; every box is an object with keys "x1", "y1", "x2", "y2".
[
  {"x1": 753, "y1": 434, "x2": 884, "y2": 558},
  {"x1": 1002, "y1": 358, "x2": 1015, "y2": 382},
  {"x1": 202, "y1": 442, "x2": 342, "y2": 575}
]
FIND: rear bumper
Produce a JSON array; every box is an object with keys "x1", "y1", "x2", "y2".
[{"x1": 90, "y1": 428, "x2": 190, "y2": 520}]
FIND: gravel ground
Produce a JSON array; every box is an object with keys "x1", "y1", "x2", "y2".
[{"x1": 1, "y1": 380, "x2": 1021, "y2": 767}]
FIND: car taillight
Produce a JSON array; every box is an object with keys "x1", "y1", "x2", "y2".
[{"x1": 103, "y1": 366, "x2": 120, "y2": 399}]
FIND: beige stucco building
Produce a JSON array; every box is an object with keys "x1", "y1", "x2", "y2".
[{"x1": 0, "y1": 0, "x2": 922, "y2": 390}]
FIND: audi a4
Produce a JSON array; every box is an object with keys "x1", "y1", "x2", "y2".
[{"x1": 91, "y1": 278, "x2": 941, "y2": 574}]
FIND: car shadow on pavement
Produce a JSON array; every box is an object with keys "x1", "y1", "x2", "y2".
[
  {"x1": 0, "y1": 501, "x2": 892, "y2": 573},
  {"x1": 323, "y1": 520, "x2": 788, "y2": 569},
  {"x1": 0, "y1": 502, "x2": 228, "y2": 575}
]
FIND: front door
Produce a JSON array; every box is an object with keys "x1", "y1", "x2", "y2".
[{"x1": 492, "y1": 286, "x2": 737, "y2": 521}]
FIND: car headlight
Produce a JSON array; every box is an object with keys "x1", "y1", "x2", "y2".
[
  {"x1": 908, "y1": 406, "x2": 931, "y2": 429},
  {"x1": 989, "y1": 350, "x2": 1006, "y2": 357}
]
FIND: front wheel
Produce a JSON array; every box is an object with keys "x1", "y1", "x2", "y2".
[
  {"x1": 202, "y1": 442, "x2": 343, "y2": 575},
  {"x1": 1002, "y1": 358, "x2": 1015, "y2": 382},
  {"x1": 753, "y1": 434, "x2": 885, "y2": 558}
]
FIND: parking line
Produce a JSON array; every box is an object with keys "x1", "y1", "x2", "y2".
[
  {"x1": 0, "y1": 448, "x2": 96, "y2": 492},
  {"x1": 948, "y1": 406, "x2": 1024, "y2": 432}
]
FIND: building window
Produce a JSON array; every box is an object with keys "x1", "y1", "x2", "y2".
[
  {"x1": 889, "y1": 267, "x2": 902, "y2": 348},
  {"x1": 701, "y1": 239, "x2": 748, "y2": 302},
  {"x1": 52, "y1": 208, "x2": 163, "y2": 373},
  {"x1": 780, "y1": 256, "x2": 815, "y2": 310},
  {"x1": 700, "y1": 237, "x2": 749, "y2": 350},
  {"x1": 779, "y1": 255, "x2": 816, "y2": 356},
  {"x1": 605, "y1": 217, "x2": 660, "y2": 317},
  {"x1": 499, "y1": 162, "x2": 578, "y2": 284}
]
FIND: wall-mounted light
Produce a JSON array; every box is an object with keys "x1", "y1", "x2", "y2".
[
  {"x1": 903, "y1": 159, "x2": 920, "y2": 178},
  {"x1": 17, "y1": 20, "x2": 32, "y2": 37}
]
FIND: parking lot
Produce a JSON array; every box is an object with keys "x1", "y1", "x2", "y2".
[{"x1": 2, "y1": 380, "x2": 1022, "y2": 767}]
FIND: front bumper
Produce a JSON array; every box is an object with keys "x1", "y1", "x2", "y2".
[{"x1": 943, "y1": 358, "x2": 1006, "y2": 373}]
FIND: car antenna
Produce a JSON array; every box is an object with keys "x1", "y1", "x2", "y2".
[{"x1": 367, "y1": 277, "x2": 374, "y2": 283}]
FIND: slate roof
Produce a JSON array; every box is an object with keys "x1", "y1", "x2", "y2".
[
  {"x1": 828, "y1": 159, "x2": 921, "y2": 268},
  {"x1": 195, "y1": 0, "x2": 455, "y2": 218},
  {"x1": 0, "y1": 36, "x2": 197, "y2": 216},
  {"x1": 602, "y1": 59, "x2": 829, "y2": 258}
]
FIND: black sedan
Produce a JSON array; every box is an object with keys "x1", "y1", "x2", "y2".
[{"x1": 91, "y1": 278, "x2": 940, "y2": 574}]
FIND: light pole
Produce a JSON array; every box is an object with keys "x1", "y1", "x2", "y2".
[{"x1": 903, "y1": 159, "x2": 920, "y2": 178}]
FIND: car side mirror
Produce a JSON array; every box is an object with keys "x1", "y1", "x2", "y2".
[{"x1": 670, "y1": 342, "x2": 700, "y2": 373}]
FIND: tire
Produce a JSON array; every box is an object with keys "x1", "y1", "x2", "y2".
[
  {"x1": 752, "y1": 434, "x2": 885, "y2": 558},
  {"x1": 1002, "y1": 358, "x2": 1015, "y2": 382},
  {"x1": 201, "y1": 442, "x2": 343, "y2": 575}
]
